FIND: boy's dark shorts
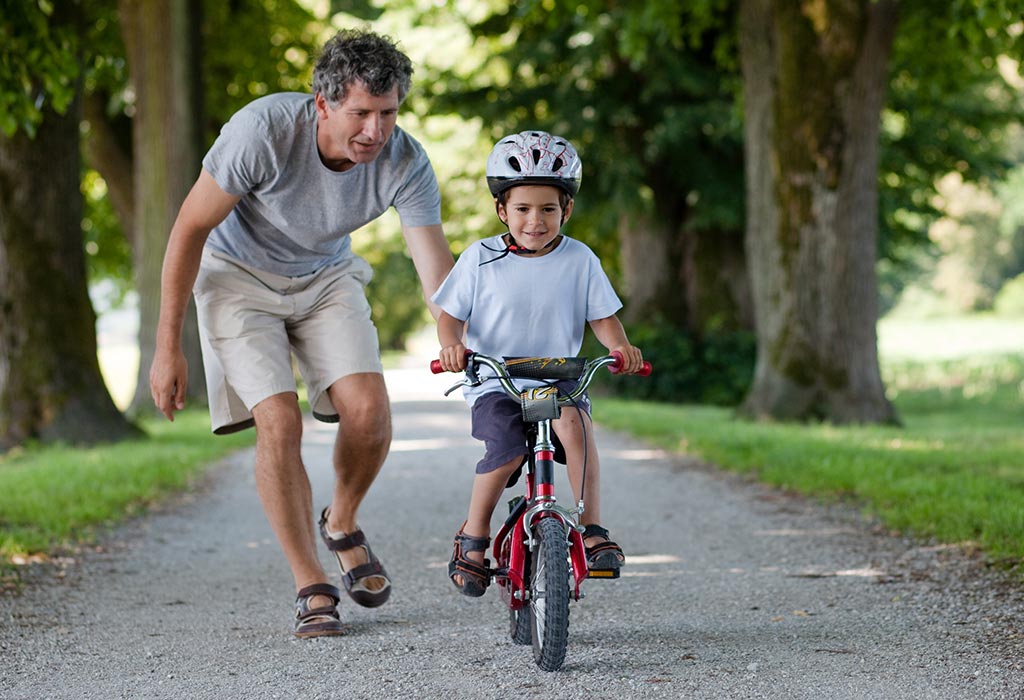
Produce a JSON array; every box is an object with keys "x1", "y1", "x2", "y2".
[{"x1": 470, "y1": 381, "x2": 592, "y2": 476}]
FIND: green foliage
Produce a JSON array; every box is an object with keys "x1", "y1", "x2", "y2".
[
  {"x1": 994, "y1": 273, "x2": 1024, "y2": 316},
  {"x1": 418, "y1": 0, "x2": 744, "y2": 269},
  {"x1": 354, "y1": 223, "x2": 430, "y2": 350},
  {"x1": 81, "y1": 169, "x2": 132, "y2": 303},
  {"x1": 878, "y1": 1, "x2": 1024, "y2": 307},
  {"x1": 0, "y1": 0, "x2": 81, "y2": 137},
  {"x1": 0, "y1": 410, "x2": 253, "y2": 559},
  {"x1": 587, "y1": 318, "x2": 755, "y2": 406}
]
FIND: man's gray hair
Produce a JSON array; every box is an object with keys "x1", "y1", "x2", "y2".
[{"x1": 312, "y1": 29, "x2": 413, "y2": 108}]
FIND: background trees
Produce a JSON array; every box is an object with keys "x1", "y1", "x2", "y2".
[
  {"x1": 0, "y1": 0, "x2": 138, "y2": 448},
  {"x1": 1, "y1": 0, "x2": 1021, "y2": 451}
]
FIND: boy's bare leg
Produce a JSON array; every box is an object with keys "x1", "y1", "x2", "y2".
[
  {"x1": 453, "y1": 458, "x2": 521, "y2": 586},
  {"x1": 322, "y1": 373, "x2": 392, "y2": 592}
]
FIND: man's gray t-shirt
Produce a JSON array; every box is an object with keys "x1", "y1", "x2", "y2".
[{"x1": 202, "y1": 92, "x2": 441, "y2": 277}]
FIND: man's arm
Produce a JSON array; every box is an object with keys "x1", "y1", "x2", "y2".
[
  {"x1": 401, "y1": 223, "x2": 454, "y2": 320},
  {"x1": 149, "y1": 169, "x2": 241, "y2": 420}
]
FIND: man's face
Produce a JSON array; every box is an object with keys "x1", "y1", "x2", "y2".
[{"x1": 315, "y1": 80, "x2": 399, "y2": 171}]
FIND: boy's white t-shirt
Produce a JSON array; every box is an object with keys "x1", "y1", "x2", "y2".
[{"x1": 430, "y1": 234, "x2": 622, "y2": 406}]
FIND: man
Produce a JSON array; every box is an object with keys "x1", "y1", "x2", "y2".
[{"x1": 149, "y1": 29, "x2": 453, "y2": 638}]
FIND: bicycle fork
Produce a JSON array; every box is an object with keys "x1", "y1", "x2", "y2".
[{"x1": 495, "y1": 417, "x2": 589, "y2": 603}]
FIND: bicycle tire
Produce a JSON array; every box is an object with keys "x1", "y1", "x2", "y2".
[
  {"x1": 529, "y1": 517, "x2": 571, "y2": 671},
  {"x1": 509, "y1": 606, "x2": 532, "y2": 645}
]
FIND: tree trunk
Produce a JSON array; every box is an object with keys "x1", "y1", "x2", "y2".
[
  {"x1": 0, "y1": 92, "x2": 140, "y2": 450},
  {"x1": 738, "y1": 0, "x2": 898, "y2": 423},
  {"x1": 120, "y1": 0, "x2": 207, "y2": 415},
  {"x1": 83, "y1": 93, "x2": 135, "y2": 247},
  {"x1": 620, "y1": 218, "x2": 752, "y2": 336}
]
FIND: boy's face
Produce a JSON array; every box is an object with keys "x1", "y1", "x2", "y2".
[{"x1": 497, "y1": 185, "x2": 574, "y2": 254}]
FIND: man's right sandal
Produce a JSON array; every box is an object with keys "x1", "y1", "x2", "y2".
[
  {"x1": 293, "y1": 583, "x2": 344, "y2": 638},
  {"x1": 449, "y1": 524, "x2": 491, "y2": 597},
  {"x1": 583, "y1": 524, "x2": 625, "y2": 579}
]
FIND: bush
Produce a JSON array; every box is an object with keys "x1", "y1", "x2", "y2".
[
  {"x1": 994, "y1": 273, "x2": 1024, "y2": 317},
  {"x1": 586, "y1": 319, "x2": 755, "y2": 405}
]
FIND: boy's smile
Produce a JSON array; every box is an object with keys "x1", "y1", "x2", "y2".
[{"x1": 497, "y1": 185, "x2": 574, "y2": 256}]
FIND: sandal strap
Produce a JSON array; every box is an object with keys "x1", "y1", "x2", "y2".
[
  {"x1": 296, "y1": 582, "x2": 341, "y2": 603},
  {"x1": 454, "y1": 527, "x2": 490, "y2": 553},
  {"x1": 341, "y1": 560, "x2": 386, "y2": 588},
  {"x1": 585, "y1": 540, "x2": 623, "y2": 557},
  {"x1": 449, "y1": 555, "x2": 491, "y2": 584},
  {"x1": 582, "y1": 523, "x2": 610, "y2": 540}
]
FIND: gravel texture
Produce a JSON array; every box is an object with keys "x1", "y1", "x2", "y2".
[{"x1": 1, "y1": 366, "x2": 1023, "y2": 699}]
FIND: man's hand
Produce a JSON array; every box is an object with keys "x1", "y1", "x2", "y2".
[{"x1": 149, "y1": 347, "x2": 189, "y2": 421}]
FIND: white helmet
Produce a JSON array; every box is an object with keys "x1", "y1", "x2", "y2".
[{"x1": 486, "y1": 131, "x2": 582, "y2": 198}]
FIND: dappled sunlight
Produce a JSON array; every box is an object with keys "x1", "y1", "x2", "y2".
[
  {"x1": 754, "y1": 528, "x2": 860, "y2": 537},
  {"x1": 606, "y1": 448, "x2": 672, "y2": 461}
]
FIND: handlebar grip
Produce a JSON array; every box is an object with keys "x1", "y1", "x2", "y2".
[
  {"x1": 430, "y1": 349, "x2": 474, "y2": 374},
  {"x1": 608, "y1": 350, "x2": 653, "y2": 376}
]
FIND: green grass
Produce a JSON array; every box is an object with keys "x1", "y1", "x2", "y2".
[
  {"x1": 599, "y1": 351, "x2": 1024, "y2": 567},
  {"x1": 0, "y1": 410, "x2": 254, "y2": 561}
]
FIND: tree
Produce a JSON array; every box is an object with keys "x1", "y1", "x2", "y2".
[
  {"x1": 118, "y1": 0, "x2": 207, "y2": 414},
  {"x1": 0, "y1": 0, "x2": 138, "y2": 449},
  {"x1": 419, "y1": 0, "x2": 751, "y2": 337},
  {"x1": 737, "y1": 0, "x2": 899, "y2": 423}
]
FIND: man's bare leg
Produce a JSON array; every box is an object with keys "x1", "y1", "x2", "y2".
[
  {"x1": 321, "y1": 372, "x2": 392, "y2": 592},
  {"x1": 251, "y1": 392, "x2": 332, "y2": 605}
]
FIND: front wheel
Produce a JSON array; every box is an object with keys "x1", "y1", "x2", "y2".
[
  {"x1": 529, "y1": 517, "x2": 570, "y2": 671},
  {"x1": 509, "y1": 606, "x2": 532, "y2": 645}
]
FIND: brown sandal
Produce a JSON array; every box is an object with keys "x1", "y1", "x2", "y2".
[
  {"x1": 293, "y1": 583, "x2": 344, "y2": 638},
  {"x1": 318, "y1": 508, "x2": 392, "y2": 608},
  {"x1": 449, "y1": 523, "x2": 491, "y2": 597}
]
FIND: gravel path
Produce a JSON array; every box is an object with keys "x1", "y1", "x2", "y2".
[{"x1": 1, "y1": 366, "x2": 1023, "y2": 699}]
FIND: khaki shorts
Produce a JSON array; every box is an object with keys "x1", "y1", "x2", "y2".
[{"x1": 194, "y1": 249, "x2": 383, "y2": 434}]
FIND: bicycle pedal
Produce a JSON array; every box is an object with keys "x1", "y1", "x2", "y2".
[{"x1": 586, "y1": 568, "x2": 620, "y2": 579}]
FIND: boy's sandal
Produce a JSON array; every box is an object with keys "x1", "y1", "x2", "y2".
[
  {"x1": 294, "y1": 583, "x2": 345, "y2": 638},
  {"x1": 319, "y1": 508, "x2": 392, "y2": 608},
  {"x1": 449, "y1": 523, "x2": 491, "y2": 597},
  {"x1": 583, "y1": 524, "x2": 625, "y2": 578}
]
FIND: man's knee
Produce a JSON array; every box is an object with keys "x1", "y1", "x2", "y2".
[
  {"x1": 328, "y1": 374, "x2": 391, "y2": 440},
  {"x1": 253, "y1": 394, "x2": 304, "y2": 448}
]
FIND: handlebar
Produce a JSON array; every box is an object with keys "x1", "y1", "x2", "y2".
[{"x1": 430, "y1": 351, "x2": 651, "y2": 404}]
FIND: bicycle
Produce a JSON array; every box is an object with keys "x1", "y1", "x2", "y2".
[{"x1": 430, "y1": 350, "x2": 651, "y2": 671}]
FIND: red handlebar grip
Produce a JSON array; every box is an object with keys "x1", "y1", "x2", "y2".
[
  {"x1": 430, "y1": 349, "x2": 473, "y2": 374},
  {"x1": 608, "y1": 350, "x2": 652, "y2": 376}
]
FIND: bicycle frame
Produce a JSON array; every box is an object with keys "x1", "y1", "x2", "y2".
[{"x1": 432, "y1": 352, "x2": 644, "y2": 606}]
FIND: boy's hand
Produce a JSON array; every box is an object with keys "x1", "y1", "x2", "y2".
[
  {"x1": 439, "y1": 343, "x2": 468, "y2": 372},
  {"x1": 612, "y1": 345, "x2": 645, "y2": 375}
]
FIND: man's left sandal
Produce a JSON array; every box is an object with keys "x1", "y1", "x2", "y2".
[
  {"x1": 318, "y1": 508, "x2": 392, "y2": 608},
  {"x1": 293, "y1": 583, "x2": 345, "y2": 638}
]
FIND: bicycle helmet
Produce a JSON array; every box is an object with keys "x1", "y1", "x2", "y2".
[{"x1": 485, "y1": 131, "x2": 582, "y2": 198}]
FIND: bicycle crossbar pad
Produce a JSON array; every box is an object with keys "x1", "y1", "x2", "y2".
[{"x1": 503, "y1": 357, "x2": 587, "y2": 380}]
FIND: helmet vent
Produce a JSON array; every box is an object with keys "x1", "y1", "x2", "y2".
[
  {"x1": 552, "y1": 156, "x2": 564, "y2": 171},
  {"x1": 532, "y1": 149, "x2": 541, "y2": 164},
  {"x1": 507, "y1": 157, "x2": 522, "y2": 172}
]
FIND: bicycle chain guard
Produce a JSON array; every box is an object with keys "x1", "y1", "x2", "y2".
[{"x1": 520, "y1": 386, "x2": 561, "y2": 422}]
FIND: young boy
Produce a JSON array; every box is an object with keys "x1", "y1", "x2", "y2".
[{"x1": 432, "y1": 131, "x2": 645, "y2": 596}]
